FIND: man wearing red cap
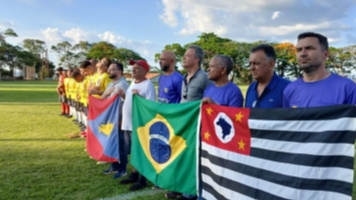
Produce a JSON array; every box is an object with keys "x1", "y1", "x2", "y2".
[{"x1": 118, "y1": 59, "x2": 156, "y2": 191}]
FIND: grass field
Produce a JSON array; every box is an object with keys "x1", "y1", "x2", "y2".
[{"x1": 0, "y1": 81, "x2": 355, "y2": 200}]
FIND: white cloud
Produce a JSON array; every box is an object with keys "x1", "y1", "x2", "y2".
[
  {"x1": 98, "y1": 31, "x2": 127, "y2": 44},
  {"x1": 63, "y1": 28, "x2": 90, "y2": 44},
  {"x1": 40, "y1": 28, "x2": 64, "y2": 42},
  {"x1": 37, "y1": 28, "x2": 161, "y2": 67},
  {"x1": 0, "y1": 21, "x2": 14, "y2": 30},
  {"x1": 159, "y1": 0, "x2": 180, "y2": 27},
  {"x1": 159, "y1": 0, "x2": 355, "y2": 44},
  {"x1": 271, "y1": 11, "x2": 280, "y2": 20}
]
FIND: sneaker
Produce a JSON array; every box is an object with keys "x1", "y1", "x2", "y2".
[
  {"x1": 96, "y1": 161, "x2": 108, "y2": 165},
  {"x1": 119, "y1": 173, "x2": 139, "y2": 184},
  {"x1": 129, "y1": 182, "x2": 147, "y2": 191},
  {"x1": 165, "y1": 192, "x2": 181, "y2": 199},
  {"x1": 102, "y1": 168, "x2": 118, "y2": 175},
  {"x1": 113, "y1": 171, "x2": 127, "y2": 179},
  {"x1": 152, "y1": 185, "x2": 161, "y2": 190}
]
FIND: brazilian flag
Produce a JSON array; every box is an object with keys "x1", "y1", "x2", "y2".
[{"x1": 131, "y1": 95, "x2": 201, "y2": 195}]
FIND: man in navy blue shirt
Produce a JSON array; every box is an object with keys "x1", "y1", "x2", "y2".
[
  {"x1": 245, "y1": 44, "x2": 290, "y2": 108},
  {"x1": 158, "y1": 51, "x2": 183, "y2": 104}
]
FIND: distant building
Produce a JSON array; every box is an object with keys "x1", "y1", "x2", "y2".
[{"x1": 124, "y1": 72, "x2": 161, "y2": 83}]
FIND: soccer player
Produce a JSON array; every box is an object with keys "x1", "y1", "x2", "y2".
[
  {"x1": 157, "y1": 51, "x2": 183, "y2": 104},
  {"x1": 202, "y1": 55, "x2": 244, "y2": 107},
  {"x1": 245, "y1": 44, "x2": 290, "y2": 108},
  {"x1": 118, "y1": 60, "x2": 156, "y2": 191},
  {"x1": 56, "y1": 67, "x2": 68, "y2": 116},
  {"x1": 89, "y1": 58, "x2": 111, "y2": 98},
  {"x1": 283, "y1": 32, "x2": 356, "y2": 107},
  {"x1": 101, "y1": 62, "x2": 129, "y2": 179},
  {"x1": 67, "y1": 69, "x2": 85, "y2": 138}
]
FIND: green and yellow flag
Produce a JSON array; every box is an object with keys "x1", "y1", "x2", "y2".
[{"x1": 131, "y1": 95, "x2": 200, "y2": 195}]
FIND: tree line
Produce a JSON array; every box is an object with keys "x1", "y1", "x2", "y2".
[{"x1": 1, "y1": 29, "x2": 355, "y2": 83}]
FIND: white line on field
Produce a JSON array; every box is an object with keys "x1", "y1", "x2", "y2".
[{"x1": 99, "y1": 189, "x2": 165, "y2": 200}]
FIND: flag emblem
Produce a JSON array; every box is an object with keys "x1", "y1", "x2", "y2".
[
  {"x1": 137, "y1": 114, "x2": 186, "y2": 174},
  {"x1": 214, "y1": 112, "x2": 235, "y2": 143}
]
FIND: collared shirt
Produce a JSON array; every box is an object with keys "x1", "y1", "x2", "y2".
[
  {"x1": 245, "y1": 72, "x2": 290, "y2": 108},
  {"x1": 181, "y1": 68, "x2": 212, "y2": 103}
]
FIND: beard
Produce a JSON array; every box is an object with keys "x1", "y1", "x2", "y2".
[
  {"x1": 161, "y1": 65, "x2": 169, "y2": 72},
  {"x1": 299, "y1": 62, "x2": 320, "y2": 74},
  {"x1": 109, "y1": 74, "x2": 117, "y2": 79}
]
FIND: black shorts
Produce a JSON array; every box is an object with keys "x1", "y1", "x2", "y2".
[{"x1": 59, "y1": 95, "x2": 66, "y2": 103}]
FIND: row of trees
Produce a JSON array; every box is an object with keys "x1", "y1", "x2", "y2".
[
  {"x1": 1, "y1": 29, "x2": 355, "y2": 83},
  {"x1": 154, "y1": 32, "x2": 356, "y2": 83},
  {"x1": 50, "y1": 41, "x2": 145, "y2": 70},
  {"x1": 0, "y1": 28, "x2": 56, "y2": 79}
]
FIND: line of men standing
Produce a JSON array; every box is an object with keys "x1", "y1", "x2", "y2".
[{"x1": 56, "y1": 31, "x2": 356, "y2": 200}]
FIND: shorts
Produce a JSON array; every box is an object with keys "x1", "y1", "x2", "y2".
[{"x1": 59, "y1": 95, "x2": 66, "y2": 103}]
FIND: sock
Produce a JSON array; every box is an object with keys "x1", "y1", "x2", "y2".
[
  {"x1": 65, "y1": 104, "x2": 70, "y2": 115},
  {"x1": 61, "y1": 103, "x2": 66, "y2": 114}
]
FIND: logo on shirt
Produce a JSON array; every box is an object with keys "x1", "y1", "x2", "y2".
[
  {"x1": 269, "y1": 99, "x2": 274, "y2": 102},
  {"x1": 164, "y1": 87, "x2": 168, "y2": 93}
]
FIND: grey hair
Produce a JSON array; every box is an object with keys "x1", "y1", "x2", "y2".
[
  {"x1": 213, "y1": 55, "x2": 234, "y2": 75},
  {"x1": 188, "y1": 45, "x2": 204, "y2": 66}
]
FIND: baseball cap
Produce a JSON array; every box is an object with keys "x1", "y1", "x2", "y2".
[{"x1": 129, "y1": 60, "x2": 150, "y2": 72}]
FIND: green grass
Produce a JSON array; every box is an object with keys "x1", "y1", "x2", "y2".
[
  {"x1": 0, "y1": 81, "x2": 354, "y2": 200},
  {"x1": 0, "y1": 81, "x2": 167, "y2": 200}
]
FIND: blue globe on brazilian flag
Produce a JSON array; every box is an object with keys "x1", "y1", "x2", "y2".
[{"x1": 131, "y1": 95, "x2": 200, "y2": 195}]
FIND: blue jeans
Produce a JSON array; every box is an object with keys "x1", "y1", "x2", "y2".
[{"x1": 110, "y1": 131, "x2": 130, "y2": 172}]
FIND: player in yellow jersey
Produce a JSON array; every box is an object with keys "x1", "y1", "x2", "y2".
[
  {"x1": 79, "y1": 60, "x2": 97, "y2": 138},
  {"x1": 67, "y1": 69, "x2": 76, "y2": 120},
  {"x1": 89, "y1": 58, "x2": 111, "y2": 98},
  {"x1": 67, "y1": 69, "x2": 85, "y2": 138},
  {"x1": 63, "y1": 69, "x2": 71, "y2": 118}
]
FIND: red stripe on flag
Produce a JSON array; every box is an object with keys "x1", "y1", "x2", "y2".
[{"x1": 86, "y1": 122, "x2": 117, "y2": 162}]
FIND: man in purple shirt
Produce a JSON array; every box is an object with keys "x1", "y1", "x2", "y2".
[
  {"x1": 283, "y1": 32, "x2": 356, "y2": 108},
  {"x1": 158, "y1": 51, "x2": 183, "y2": 104},
  {"x1": 202, "y1": 55, "x2": 244, "y2": 107}
]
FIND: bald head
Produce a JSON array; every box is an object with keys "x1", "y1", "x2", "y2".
[{"x1": 159, "y1": 50, "x2": 176, "y2": 73}]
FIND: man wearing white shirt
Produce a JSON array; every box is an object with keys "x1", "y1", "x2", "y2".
[{"x1": 118, "y1": 59, "x2": 156, "y2": 191}]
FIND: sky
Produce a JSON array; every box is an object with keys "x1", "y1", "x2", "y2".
[{"x1": 1, "y1": 0, "x2": 356, "y2": 68}]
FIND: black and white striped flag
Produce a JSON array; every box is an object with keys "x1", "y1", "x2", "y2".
[{"x1": 200, "y1": 104, "x2": 356, "y2": 200}]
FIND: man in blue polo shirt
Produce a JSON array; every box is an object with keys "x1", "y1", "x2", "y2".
[
  {"x1": 158, "y1": 50, "x2": 183, "y2": 104},
  {"x1": 245, "y1": 44, "x2": 290, "y2": 108},
  {"x1": 202, "y1": 55, "x2": 244, "y2": 107},
  {"x1": 283, "y1": 32, "x2": 356, "y2": 108}
]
